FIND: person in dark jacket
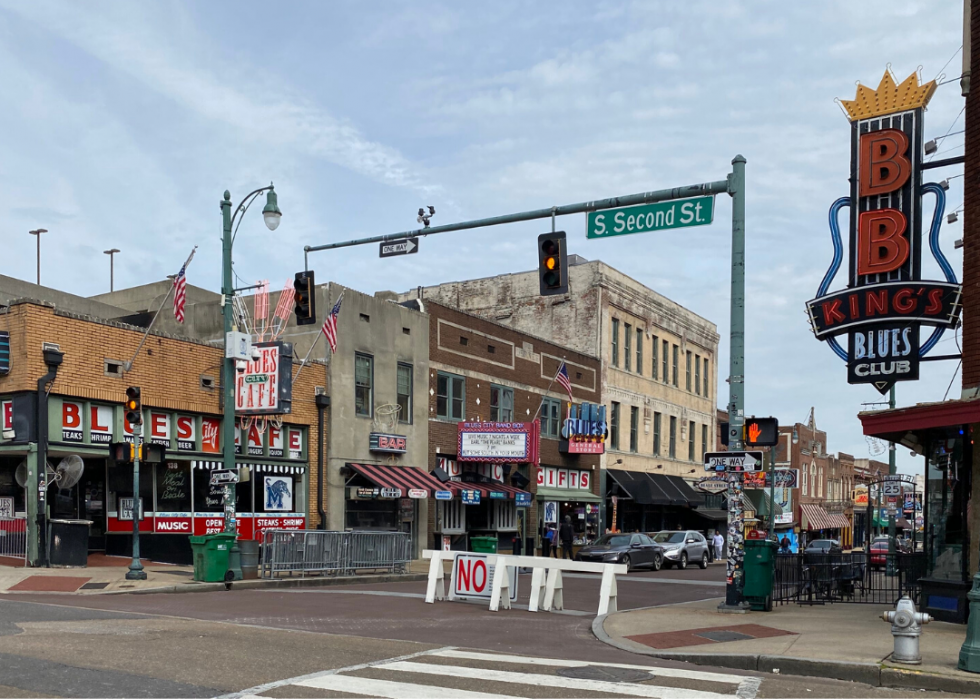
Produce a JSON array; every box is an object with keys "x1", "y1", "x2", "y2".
[{"x1": 559, "y1": 516, "x2": 574, "y2": 560}]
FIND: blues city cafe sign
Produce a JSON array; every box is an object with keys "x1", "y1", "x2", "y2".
[{"x1": 806, "y1": 70, "x2": 962, "y2": 394}]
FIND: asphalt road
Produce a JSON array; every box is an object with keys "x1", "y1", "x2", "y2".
[{"x1": 0, "y1": 564, "x2": 959, "y2": 698}]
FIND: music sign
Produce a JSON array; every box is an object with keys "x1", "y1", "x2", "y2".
[{"x1": 806, "y1": 70, "x2": 962, "y2": 394}]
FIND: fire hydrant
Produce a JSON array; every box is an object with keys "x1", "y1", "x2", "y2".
[{"x1": 882, "y1": 596, "x2": 932, "y2": 664}]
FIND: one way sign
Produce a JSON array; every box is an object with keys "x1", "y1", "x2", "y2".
[
  {"x1": 380, "y1": 237, "x2": 419, "y2": 258},
  {"x1": 703, "y1": 451, "x2": 764, "y2": 472}
]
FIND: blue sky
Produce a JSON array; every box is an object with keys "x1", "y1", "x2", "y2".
[{"x1": 0, "y1": 1, "x2": 966, "y2": 473}]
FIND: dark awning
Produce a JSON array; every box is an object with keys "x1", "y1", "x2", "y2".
[
  {"x1": 607, "y1": 469, "x2": 671, "y2": 506},
  {"x1": 666, "y1": 476, "x2": 705, "y2": 508},
  {"x1": 346, "y1": 463, "x2": 445, "y2": 497},
  {"x1": 693, "y1": 508, "x2": 728, "y2": 521}
]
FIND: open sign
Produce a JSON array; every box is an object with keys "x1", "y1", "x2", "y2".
[{"x1": 450, "y1": 553, "x2": 517, "y2": 602}]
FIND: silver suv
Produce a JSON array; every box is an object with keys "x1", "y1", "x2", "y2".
[{"x1": 648, "y1": 530, "x2": 710, "y2": 569}]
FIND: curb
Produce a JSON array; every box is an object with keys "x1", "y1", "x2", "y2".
[
  {"x1": 101, "y1": 572, "x2": 428, "y2": 595},
  {"x1": 591, "y1": 613, "x2": 980, "y2": 695}
]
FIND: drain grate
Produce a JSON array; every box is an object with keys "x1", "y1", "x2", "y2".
[
  {"x1": 558, "y1": 666, "x2": 653, "y2": 683},
  {"x1": 79, "y1": 582, "x2": 110, "y2": 590}
]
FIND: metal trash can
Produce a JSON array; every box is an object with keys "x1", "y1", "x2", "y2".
[
  {"x1": 239, "y1": 539, "x2": 259, "y2": 580},
  {"x1": 49, "y1": 519, "x2": 92, "y2": 567},
  {"x1": 743, "y1": 539, "x2": 777, "y2": 611},
  {"x1": 470, "y1": 536, "x2": 498, "y2": 554},
  {"x1": 189, "y1": 533, "x2": 237, "y2": 582}
]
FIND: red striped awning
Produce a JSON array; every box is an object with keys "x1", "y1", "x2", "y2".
[
  {"x1": 800, "y1": 503, "x2": 833, "y2": 531},
  {"x1": 346, "y1": 463, "x2": 445, "y2": 497},
  {"x1": 445, "y1": 481, "x2": 530, "y2": 500}
]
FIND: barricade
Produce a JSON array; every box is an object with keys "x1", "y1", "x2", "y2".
[
  {"x1": 0, "y1": 517, "x2": 27, "y2": 564},
  {"x1": 260, "y1": 530, "x2": 411, "y2": 579},
  {"x1": 423, "y1": 549, "x2": 626, "y2": 616}
]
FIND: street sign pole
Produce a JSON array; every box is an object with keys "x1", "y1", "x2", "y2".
[
  {"x1": 721, "y1": 155, "x2": 749, "y2": 612},
  {"x1": 126, "y1": 425, "x2": 146, "y2": 581}
]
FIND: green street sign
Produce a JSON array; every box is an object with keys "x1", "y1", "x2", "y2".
[{"x1": 586, "y1": 196, "x2": 714, "y2": 239}]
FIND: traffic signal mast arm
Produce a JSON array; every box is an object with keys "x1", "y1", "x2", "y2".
[{"x1": 303, "y1": 179, "x2": 732, "y2": 268}]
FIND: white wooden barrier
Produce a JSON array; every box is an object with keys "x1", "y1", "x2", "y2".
[{"x1": 422, "y1": 549, "x2": 626, "y2": 616}]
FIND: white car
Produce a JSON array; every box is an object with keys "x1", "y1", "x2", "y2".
[{"x1": 648, "y1": 530, "x2": 710, "y2": 569}]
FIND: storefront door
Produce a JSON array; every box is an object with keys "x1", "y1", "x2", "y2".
[{"x1": 78, "y1": 462, "x2": 106, "y2": 551}]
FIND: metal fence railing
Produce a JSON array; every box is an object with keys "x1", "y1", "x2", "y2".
[
  {"x1": 0, "y1": 517, "x2": 28, "y2": 564},
  {"x1": 774, "y1": 551, "x2": 925, "y2": 606},
  {"x1": 260, "y1": 530, "x2": 412, "y2": 579}
]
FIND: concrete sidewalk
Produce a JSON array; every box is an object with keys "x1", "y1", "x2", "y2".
[
  {"x1": 595, "y1": 597, "x2": 980, "y2": 695},
  {"x1": 0, "y1": 558, "x2": 428, "y2": 594}
]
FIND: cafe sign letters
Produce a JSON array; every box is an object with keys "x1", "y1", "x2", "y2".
[{"x1": 806, "y1": 70, "x2": 962, "y2": 394}]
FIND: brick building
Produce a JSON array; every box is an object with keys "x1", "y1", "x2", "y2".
[
  {"x1": 420, "y1": 301, "x2": 602, "y2": 554},
  {"x1": 0, "y1": 298, "x2": 321, "y2": 565},
  {"x1": 399, "y1": 258, "x2": 717, "y2": 532}
]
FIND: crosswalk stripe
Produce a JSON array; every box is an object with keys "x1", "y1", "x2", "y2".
[
  {"x1": 433, "y1": 649, "x2": 746, "y2": 685},
  {"x1": 295, "y1": 674, "x2": 520, "y2": 698},
  {"x1": 381, "y1": 661, "x2": 731, "y2": 699}
]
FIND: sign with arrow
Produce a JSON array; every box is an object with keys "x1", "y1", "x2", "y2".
[
  {"x1": 380, "y1": 238, "x2": 419, "y2": 258},
  {"x1": 704, "y1": 451, "x2": 764, "y2": 472}
]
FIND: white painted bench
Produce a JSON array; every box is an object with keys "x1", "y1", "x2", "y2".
[{"x1": 422, "y1": 550, "x2": 626, "y2": 616}]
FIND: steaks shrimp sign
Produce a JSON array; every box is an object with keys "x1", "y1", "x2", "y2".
[{"x1": 805, "y1": 70, "x2": 962, "y2": 394}]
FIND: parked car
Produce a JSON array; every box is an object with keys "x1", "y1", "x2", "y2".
[
  {"x1": 804, "y1": 539, "x2": 841, "y2": 554},
  {"x1": 648, "y1": 530, "x2": 710, "y2": 569},
  {"x1": 575, "y1": 533, "x2": 663, "y2": 572},
  {"x1": 869, "y1": 540, "x2": 890, "y2": 569}
]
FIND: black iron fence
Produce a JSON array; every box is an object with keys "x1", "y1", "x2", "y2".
[{"x1": 774, "y1": 551, "x2": 925, "y2": 606}]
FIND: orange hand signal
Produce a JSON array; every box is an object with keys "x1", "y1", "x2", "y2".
[{"x1": 748, "y1": 422, "x2": 762, "y2": 443}]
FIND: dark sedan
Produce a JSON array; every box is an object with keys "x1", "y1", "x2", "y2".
[{"x1": 575, "y1": 533, "x2": 663, "y2": 572}]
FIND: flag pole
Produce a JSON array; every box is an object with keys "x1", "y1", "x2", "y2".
[
  {"x1": 124, "y1": 246, "x2": 197, "y2": 372},
  {"x1": 291, "y1": 330, "x2": 322, "y2": 386},
  {"x1": 532, "y1": 355, "x2": 567, "y2": 421}
]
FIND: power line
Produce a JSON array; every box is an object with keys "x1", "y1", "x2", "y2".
[
  {"x1": 934, "y1": 45, "x2": 963, "y2": 82},
  {"x1": 927, "y1": 106, "x2": 965, "y2": 162}
]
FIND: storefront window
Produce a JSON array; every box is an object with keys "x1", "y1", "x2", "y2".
[
  {"x1": 107, "y1": 462, "x2": 153, "y2": 516},
  {"x1": 0, "y1": 457, "x2": 27, "y2": 514},
  {"x1": 540, "y1": 398, "x2": 561, "y2": 438},
  {"x1": 926, "y1": 436, "x2": 969, "y2": 582},
  {"x1": 437, "y1": 372, "x2": 465, "y2": 421},
  {"x1": 490, "y1": 385, "x2": 513, "y2": 422},
  {"x1": 156, "y1": 462, "x2": 191, "y2": 512},
  {"x1": 254, "y1": 473, "x2": 296, "y2": 513}
]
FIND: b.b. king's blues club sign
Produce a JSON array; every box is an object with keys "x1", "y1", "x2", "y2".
[{"x1": 806, "y1": 70, "x2": 962, "y2": 394}]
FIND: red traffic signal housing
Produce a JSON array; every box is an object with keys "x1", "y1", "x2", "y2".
[{"x1": 743, "y1": 416, "x2": 779, "y2": 447}]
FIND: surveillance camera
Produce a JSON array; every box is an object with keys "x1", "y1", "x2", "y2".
[
  {"x1": 251, "y1": 346, "x2": 261, "y2": 361},
  {"x1": 236, "y1": 359, "x2": 247, "y2": 374}
]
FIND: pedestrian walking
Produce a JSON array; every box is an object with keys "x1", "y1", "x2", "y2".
[
  {"x1": 712, "y1": 529, "x2": 725, "y2": 561},
  {"x1": 559, "y1": 516, "x2": 574, "y2": 560},
  {"x1": 705, "y1": 530, "x2": 715, "y2": 562},
  {"x1": 547, "y1": 524, "x2": 558, "y2": 558},
  {"x1": 779, "y1": 535, "x2": 791, "y2": 554},
  {"x1": 541, "y1": 524, "x2": 552, "y2": 557}
]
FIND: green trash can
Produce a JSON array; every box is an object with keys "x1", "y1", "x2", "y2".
[
  {"x1": 190, "y1": 532, "x2": 238, "y2": 582},
  {"x1": 743, "y1": 539, "x2": 777, "y2": 611},
  {"x1": 470, "y1": 536, "x2": 498, "y2": 554}
]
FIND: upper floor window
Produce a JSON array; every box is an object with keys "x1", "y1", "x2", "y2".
[
  {"x1": 672, "y1": 344, "x2": 679, "y2": 387},
  {"x1": 630, "y1": 406, "x2": 639, "y2": 453},
  {"x1": 624, "y1": 323, "x2": 632, "y2": 372},
  {"x1": 688, "y1": 421, "x2": 696, "y2": 461},
  {"x1": 701, "y1": 424, "x2": 708, "y2": 458},
  {"x1": 636, "y1": 329, "x2": 643, "y2": 376},
  {"x1": 703, "y1": 358, "x2": 709, "y2": 397},
  {"x1": 651, "y1": 335, "x2": 658, "y2": 379},
  {"x1": 653, "y1": 412, "x2": 662, "y2": 456},
  {"x1": 396, "y1": 363, "x2": 412, "y2": 423},
  {"x1": 490, "y1": 384, "x2": 514, "y2": 422},
  {"x1": 437, "y1": 371, "x2": 465, "y2": 421},
  {"x1": 611, "y1": 318, "x2": 620, "y2": 367},
  {"x1": 669, "y1": 416, "x2": 677, "y2": 458},
  {"x1": 686, "y1": 351, "x2": 692, "y2": 391},
  {"x1": 354, "y1": 353, "x2": 374, "y2": 417},
  {"x1": 694, "y1": 355, "x2": 701, "y2": 396},
  {"x1": 662, "y1": 340, "x2": 669, "y2": 383},
  {"x1": 610, "y1": 402, "x2": 621, "y2": 450},
  {"x1": 540, "y1": 398, "x2": 562, "y2": 438}
]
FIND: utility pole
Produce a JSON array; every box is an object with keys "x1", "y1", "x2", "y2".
[
  {"x1": 29, "y1": 229, "x2": 47, "y2": 285},
  {"x1": 220, "y1": 191, "x2": 242, "y2": 582},
  {"x1": 125, "y1": 425, "x2": 146, "y2": 581},
  {"x1": 721, "y1": 155, "x2": 749, "y2": 611},
  {"x1": 104, "y1": 249, "x2": 120, "y2": 292}
]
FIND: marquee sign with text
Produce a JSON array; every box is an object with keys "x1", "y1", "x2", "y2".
[
  {"x1": 805, "y1": 70, "x2": 962, "y2": 394},
  {"x1": 457, "y1": 422, "x2": 540, "y2": 464}
]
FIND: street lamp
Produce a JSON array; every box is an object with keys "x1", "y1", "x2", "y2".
[
  {"x1": 104, "y1": 249, "x2": 120, "y2": 292},
  {"x1": 220, "y1": 184, "x2": 281, "y2": 582},
  {"x1": 29, "y1": 229, "x2": 47, "y2": 285}
]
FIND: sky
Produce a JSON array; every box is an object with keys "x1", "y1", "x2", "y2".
[{"x1": 0, "y1": 0, "x2": 967, "y2": 475}]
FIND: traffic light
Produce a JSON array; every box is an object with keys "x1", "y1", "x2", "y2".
[
  {"x1": 538, "y1": 231, "x2": 568, "y2": 296},
  {"x1": 293, "y1": 270, "x2": 316, "y2": 325},
  {"x1": 743, "y1": 416, "x2": 779, "y2": 447},
  {"x1": 125, "y1": 387, "x2": 142, "y2": 426}
]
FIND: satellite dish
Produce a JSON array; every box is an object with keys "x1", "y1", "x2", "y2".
[
  {"x1": 14, "y1": 460, "x2": 28, "y2": 488},
  {"x1": 54, "y1": 455, "x2": 85, "y2": 490}
]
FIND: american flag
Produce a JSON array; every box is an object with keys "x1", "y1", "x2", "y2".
[
  {"x1": 555, "y1": 361, "x2": 573, "y2": 402},
  {"x1": 173, "y1": 265, "x2": 188, "y2": 323},
  {"x1": 321, "y1": 291, "x2": 345, "y2": 353}
]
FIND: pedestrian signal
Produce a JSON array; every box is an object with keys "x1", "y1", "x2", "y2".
[{"x1": 743, "y1": 417, "x2": 779, "y2": 447}]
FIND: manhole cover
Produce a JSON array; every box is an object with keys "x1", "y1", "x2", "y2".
[
  {"x1": 696, "y1": 630, "x2": 754, "y2": 642},
  {"x1": 558, "y1": 666, "x2": 652, "y2": 683}
]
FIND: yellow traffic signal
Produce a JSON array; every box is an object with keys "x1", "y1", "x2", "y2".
[{"x1": 125, "y1": 387, "x2": 142, "y2": 425}]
